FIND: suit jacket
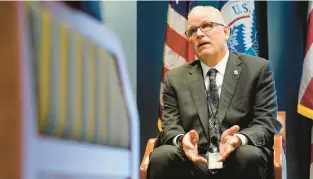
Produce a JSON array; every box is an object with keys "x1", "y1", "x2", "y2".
[{"x1": 159, "y1": 52, "x2": 282, "y2": 153}]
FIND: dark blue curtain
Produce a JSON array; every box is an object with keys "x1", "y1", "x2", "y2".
[
  {"x1": 137, "y1": 1, "x2": 168, "y2": 158},
  {"x1": 267, "y1": 1, "x2": 310, "y2": 179}
]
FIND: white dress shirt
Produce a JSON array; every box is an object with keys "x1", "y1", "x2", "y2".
[{"x1": 173, "y1": 50, "x2": 248, "y2": 146}]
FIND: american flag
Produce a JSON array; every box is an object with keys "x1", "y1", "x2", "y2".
[
  {"x1": 158, "y1": 1, "x2": 196, "y2": 130},
  {"x1": 297, "y1": 1, "x2": 313, "y2": 177}
]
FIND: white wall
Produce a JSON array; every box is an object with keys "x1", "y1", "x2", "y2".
[{"x1": 101, "y1": 1, "x2": 137, "y2": 97}]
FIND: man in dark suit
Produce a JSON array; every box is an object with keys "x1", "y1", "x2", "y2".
[{"x1": 147, "y1": 6, "x2": 281, "y2": 179}]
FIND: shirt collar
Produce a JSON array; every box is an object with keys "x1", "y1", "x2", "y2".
[{"x1": 200, "y1": 50, "x2": 229, "y2": 78}]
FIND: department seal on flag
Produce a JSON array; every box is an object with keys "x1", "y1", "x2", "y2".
[{"x1": 221, "y1": 1, "x2": 258, "y2": 56}]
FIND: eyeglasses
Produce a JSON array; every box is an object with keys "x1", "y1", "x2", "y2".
[{"x1": 185, "y1": 21, "x2": 224, "y2": 38}]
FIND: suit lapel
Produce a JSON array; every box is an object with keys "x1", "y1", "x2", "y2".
[
  {"x1": 217, "y1": 53, "x2": 242, "y2": 126},
  {"x1": 187, "y1": 62, "x2": 210, "y2": 137}
]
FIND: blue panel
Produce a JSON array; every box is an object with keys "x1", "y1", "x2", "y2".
[
  {"x1": 267, "y1": 1, "x2": 310, "y2": 179},
  {"x1": 169, "y1": 1, "x2": 222, "y2": 19},
  {"x1": 81, "y1": 1, "x2": 102, "y2": 21}
]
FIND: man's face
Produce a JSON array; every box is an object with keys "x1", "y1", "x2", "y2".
[{"x1": 187, "y1": 8, "x2": 230, "y2": 59}]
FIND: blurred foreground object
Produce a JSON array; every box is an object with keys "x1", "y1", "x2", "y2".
[{"x1": 0, "y1": 1, "x2": 139, "y2": 179}]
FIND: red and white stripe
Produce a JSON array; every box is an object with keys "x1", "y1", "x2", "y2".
[
  {"x1": 299, "y1": 1, "x2": 313, "y2": 115},
  {"x1": 158, "y1": 4, "x2": 195, "y2": 129},
  {"x1": 299, "y1": 1, "x2": 313, "y2": 178}
]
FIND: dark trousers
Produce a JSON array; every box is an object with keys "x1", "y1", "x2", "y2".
[{"x1": 147, "y1": 145, "x2": 273, "y2": 179}]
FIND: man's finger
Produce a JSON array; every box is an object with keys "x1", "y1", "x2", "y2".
[
  {"x1": 221, "y1": 125, "x2": 240, "y2": 143},
  {"x1": 190, "y1": 155, "x2": 208, "y2": 164},
  {"x1": 228, "y1": 125, "x2": 240, "y2": 135},
  {"x1": 219, "y1": 143, "x2": 226, "y2": 154},
  {"x1": 218, "y1": 146, "x2": 234, "y2": 161},
  {"x1": 183, "y1": 140, "x2": 195, "y2": 150},
  {"x1": 183, "y1": 131, "x2": 198, "y2": 150},
  {"x1": 221, "y1": 135, "x2": 230, "y2": 144},
  {"x1": 217, "y1": 147, "x2": 234, "y2": 162},
  {"x1": 189, "y1": 130, "x2": 199, "y2": 144},
  {"x1": 227, "y1": 136, "x2": 238, "y2": 147},
  {"x1": 222, "y1": 125, "x2": 240, "y2": 137}
]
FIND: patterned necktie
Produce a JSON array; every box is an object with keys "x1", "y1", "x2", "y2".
[{"x1": 206, "y1": 68, "x2": 221, "y2": 153}]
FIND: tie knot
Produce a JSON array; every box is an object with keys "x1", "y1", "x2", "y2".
[{"x1": 207, "y1": 68, "x2": 217, "y2": 81}]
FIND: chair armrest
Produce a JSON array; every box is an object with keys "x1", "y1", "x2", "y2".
[
  {"x1": 140, "y1": 138, "x2": 158, "y2": 179},
  {"x1": 273, "y1": 134, "x2": 283, "y2": 179}
]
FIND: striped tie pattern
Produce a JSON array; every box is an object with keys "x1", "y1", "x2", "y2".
[
  {"x1": 206, "y1": 68, "x2": 221, "y2": 174},
  {"x1": 206, "y1": 68, "x2": 221, "y2": 153}
]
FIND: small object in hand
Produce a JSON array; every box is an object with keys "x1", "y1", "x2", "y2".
[{"x1": 206, "y1": 152, "x2": 223, "y2": 169}]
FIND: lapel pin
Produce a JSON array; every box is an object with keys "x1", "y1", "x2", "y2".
[{"x1": 234, "y1": 70, "x2": 239, "y2": 75}]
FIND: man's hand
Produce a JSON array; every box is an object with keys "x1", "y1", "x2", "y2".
[
  {"x1": 217, "y1": 125, "x2": 241, "y2": 162},
  {"x1": 182, "y1": 130, "x2": 207, "y2": 164}
]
